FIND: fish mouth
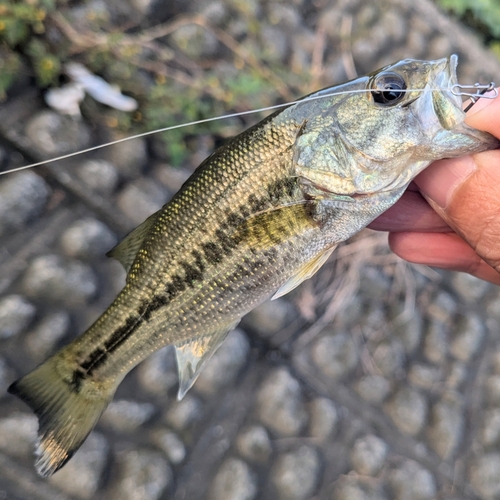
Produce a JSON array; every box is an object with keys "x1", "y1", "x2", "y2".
[
  {"x1": 417, "y1": 53, "x2": 468, "y2": 132},
  {"x1": 435, "y1": 54, "x2": 462, "y2": 109}
]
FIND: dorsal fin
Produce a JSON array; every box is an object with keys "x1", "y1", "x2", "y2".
[
  {"x1": 174, "y1": 320, "x2": 240, "y2": 399},
  {"x1": 106, "y1": 212, "x2": 159, "y2": 272},
  {"x1": 272, "y1": 245, "x2": 336, "y2": 300}
]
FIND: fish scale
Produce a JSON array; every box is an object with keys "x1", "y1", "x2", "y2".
[{"x1": 8, "y1": 54, "x2": 500, "y2": 477}]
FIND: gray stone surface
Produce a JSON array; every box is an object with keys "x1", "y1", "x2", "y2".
[
  {"x1": 150, "y1": 428, "x2": 186, "y2": 465},
  {"x1": 25, "y1": 111, "x2": 91, "y2": 156},
  {"x1": 371, "y1": 340, "x2": 406, "y2": 378},
  {"x1": 450, "y1": 314, "x2": 485, "y2": 362},
  {"x1": 386, "y1": 387, "x2": 428, "y2": 437},
  {"x1": 423, "y1": 317, "x2": 450, "y2": 365},
  {"x1": 236, "y1": 425, "x2": 272, "y2": 464},
  {"x1": 470, "y1": 453, "x2": 500, "y2": 499},
  {"x1": 244, "y1": 298, "x2": 294, "y2": 338},
  {"x1": 25, "y1": 311, "x2": 70, "y2": 361},
  {"x1": 389, "y1": 460, "x2": 437, "y2": 500},
  {"x1": 350, "y1": 434, "x2": 388, "y2": 476},
  {"x1": 355, "y1": 375, "x2": 391, "y2": 404},
  {"x1": 109, "y1": 448, "x2": 172, "y2": 500},
  {"x1": 195, "y1": 329, "x2": 250, "y2": 395},
  {"x1": 76, "y1": 159, "x2": 119, "y2": 195},
  {"x1": 22, "y1": 255, "x2": 97, "y2": 307},
  {"x1": 153, "y1": 164, "x2": 191, "y2": 195},
  {"x1": 60, "y1": 218, "x2": 117, "y2": 260},
  {"x1": 101, "y1": 399, "x2": 155, "y2": 432},
  {"x1": 0, "y1": 356, "x2": 11, "y2": 393},
  {"x1": 0, "y1": 412, "x2": 37, "y2": 459},
  {"x1": 393, "y1": 310, "x2": 423, "y2": 355},
  {"x1": 271, "y1": 445, "x2": 320, "y2": 500},
  {"x1": 209, "y1": 458, "x2": 257, "y2": 500},
  {"x1": 481, "y1": 408, "x2": 500, "y2": 447},
  {"x1": 311, "y1": 331, "x2": 359, "y2": 379},
  {"x1": 1, "y1": 1, "x2": 500, "y2": 499},
  {"x1": 486, "y1": 375, "x2": 500, "y2": 405},
  {"x1": 408, "y1": 363, "x2": 443, "y2": 390},
  {"x1": 171, "y1": 24, "x2": 219, "y2": 60},
  {"x1": 164, "y1": 394, "x2": 203, "y2": 432},
  {"x1": 48, "y1": 433, "x2": 108, "y2": 499},
  {"x1": 427, "y1": 398, "x2": 464, "y2": 460},
  {"x1": 0, "y1": 172, "x2": 50, "y2": 238},
  {"x1": 256, "y1": 367, "x2": 308, "y2": 437},
  {"x1": 332, "y1": 477, "x2": 387, "y2": 500},
  {"x1": 428, "y1": 291, "x2": 457, "y2": 322},
  {"x1": 108, "y1": 137, "x2": 147, "y2": 178},
  {"x1": 452, "y1": 273, "x2": 492, "y2": 303},
  {"x1": 308, "y1": 398, "x2": 339, "y2": 440},
  {"x1": 117, "y1": 178, "x2": 167, "y2": 226},
  {"x1": 0, "y1": 295, "x2": 36, "y2": 339},
  {"x1": 136, "y1": 346, "x2": 178, "y2": 396}
]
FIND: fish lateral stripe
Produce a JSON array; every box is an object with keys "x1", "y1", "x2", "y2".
[
  {"x1": 70, "y1": 369, "x2": 85, "y2": 392},
  {"x1": 144, "y1": 294, "x2": 170, "y2": 317},
  {"x1": 181, "y1": 261, "x2": 204, "y2": 286},
  {"x1": 83, "y1": 316, "x2": 143, "y2": 376},
  {"x1": 191, "y1": 250, "x2": 206, "y2": 273},
  {"x1": 202, "y1": 241, "x2": 224, "y2": 265},
  {"x1": 266, "y1": 177, "x2": 298, "y2": 202},
  {"x1": 248, "y1": 194, "x2": 268, "y2": 212}
]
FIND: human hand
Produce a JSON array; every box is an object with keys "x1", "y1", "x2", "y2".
[{"x1": 370, "y1": 93, "x2": 500, "y2": 285}]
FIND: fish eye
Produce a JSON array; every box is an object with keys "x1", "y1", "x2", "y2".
[{"x1": 371, "y1": 72, "x2": 407, "y2": 106}]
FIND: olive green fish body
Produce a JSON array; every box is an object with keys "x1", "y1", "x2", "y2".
[
  {"x1": 8, "y1": 55, "x2": 500, "y2": 476},
  {"x1": 71, "y1": 115, "x2": 311, "y2": 376}
]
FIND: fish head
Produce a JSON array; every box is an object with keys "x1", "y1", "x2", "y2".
[
  {"x1": 293, "y1": 55, "x2": 499, "y2": 196},
  {"x1": 385, "y1": 54, "x2": 499, "y2": 158}
]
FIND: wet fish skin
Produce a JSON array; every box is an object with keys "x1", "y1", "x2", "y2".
[{"x1": 8, "y1": 55, "x2": 499, "y2": 477}]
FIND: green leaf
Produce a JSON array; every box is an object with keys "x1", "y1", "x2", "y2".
[
  {"x1": 34, "y1": 55, "x2": 60, "y2": 86},
  {"x1": 2, "y1": 17, "x2": 28, "y2": 45},
  {"x1": 437, "y1": 0, "x2": 500, "y2": 37},
  {"x1": 0, "y1": 46, "x2": 20, "y2": 99}
]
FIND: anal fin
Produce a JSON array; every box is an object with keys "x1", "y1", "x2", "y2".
[
  {"x1": 174, "y1": 320, "x2": 240, "y2": 399},
  {"x1": 272, "y1": 245, "x2": 337, "y2": 300}
]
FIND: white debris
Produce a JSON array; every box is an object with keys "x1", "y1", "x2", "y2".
[
  {"x1": 44, "y1": 82, "x2": 85, "y2": 117},
  {"x1": 46, "y1": 62, "x2": 138, "y2": 116},
  {"x1": 65, "y1": 62, "x2": 138, "y2": 112}
]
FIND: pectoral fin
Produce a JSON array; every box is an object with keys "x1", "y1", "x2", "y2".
[
  {"x1": 174, "y1": 320, "x2": 240, "y2": 399},
  {"x1": 107, "y1": 212, "x2": 159, "y2": 272},
  {"x1": 235, "y1": 201, "x2": 319, "y2": 250},
  {"x1": 272, "y1": 245, "x2": 337, "y2": 300}
]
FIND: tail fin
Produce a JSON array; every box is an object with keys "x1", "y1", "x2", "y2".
[{"x1": 8, "y1": 355, "x2": 117, "y2": 477}]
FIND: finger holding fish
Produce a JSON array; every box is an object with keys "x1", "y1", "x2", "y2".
[{"x1": 375, "y1": 89, "x2": 500, "y2": 284}]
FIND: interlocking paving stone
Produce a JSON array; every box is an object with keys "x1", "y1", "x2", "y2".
[{"x1": 1, "y1": 0, "x2": 500, "y2": 499}]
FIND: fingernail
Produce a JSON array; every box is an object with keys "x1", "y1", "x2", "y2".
[{"x1": 415, "y1": 156, "x2": 476, "y2": 209}]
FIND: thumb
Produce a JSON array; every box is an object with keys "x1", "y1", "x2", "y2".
[{"x1": 415, "y1": 150, "x2": 500, "y2": 272}]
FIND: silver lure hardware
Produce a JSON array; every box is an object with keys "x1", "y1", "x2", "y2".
[{"x1": 451, "y1": 82, "x2": 498, "y2": 112}]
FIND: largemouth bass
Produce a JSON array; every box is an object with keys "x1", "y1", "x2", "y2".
[{"x1": 8, "y1": 55, "x2": 499, "y2": 477}]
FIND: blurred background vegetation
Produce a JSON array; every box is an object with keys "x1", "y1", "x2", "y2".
[
  {"x1": 0, "y1": 0, "x2": 310, "y2": 165},
  {"x1": 0, "y1": 0, "x2": 499, "y2": 165}
]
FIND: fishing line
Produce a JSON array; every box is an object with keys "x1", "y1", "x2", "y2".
[{"x1": 0, "y1": 84, "x2": 496, "y2": 177}]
